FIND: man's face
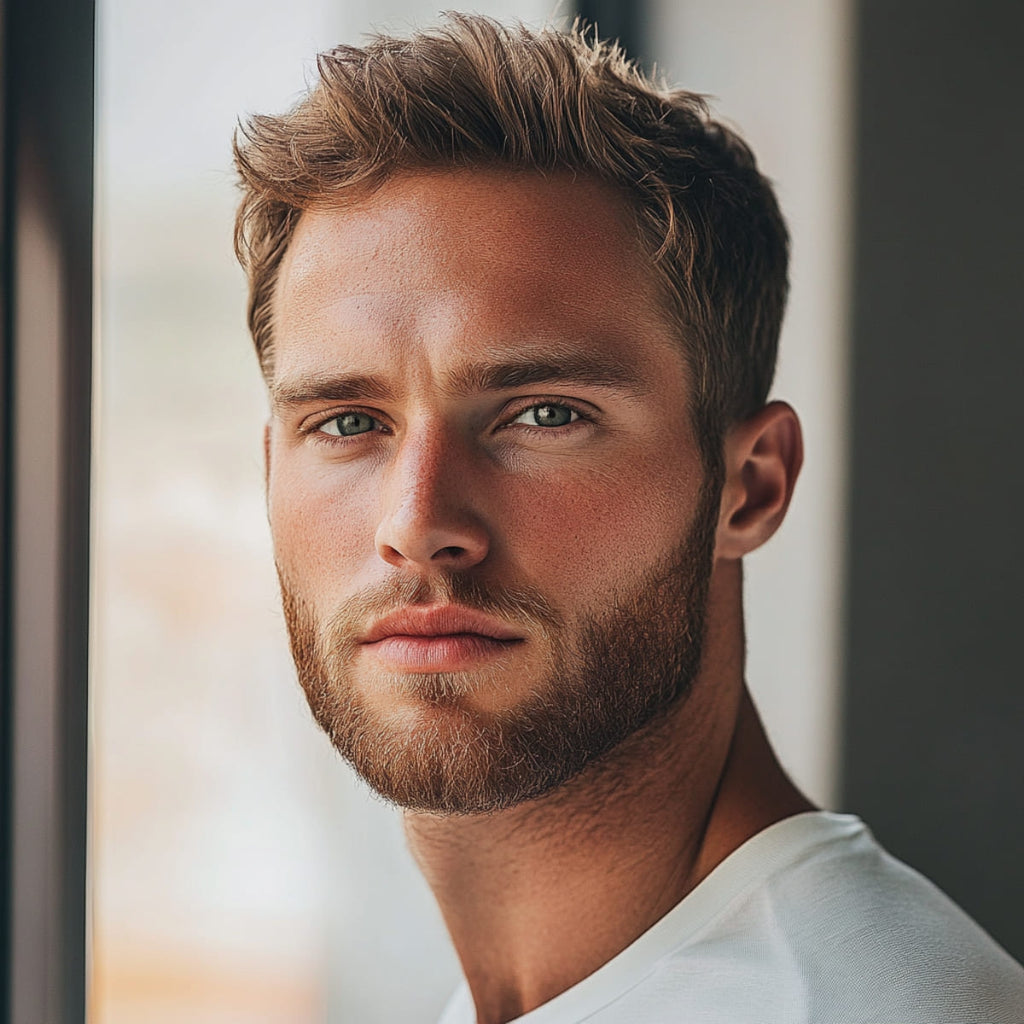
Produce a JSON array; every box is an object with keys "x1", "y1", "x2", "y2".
[{"x1": 267, "y1": 169, "x2": 719, "y2": 814}]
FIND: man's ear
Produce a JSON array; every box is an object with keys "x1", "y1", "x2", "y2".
[{"x1": 715, "y1": 401, "x2": 803, "y2": 561}]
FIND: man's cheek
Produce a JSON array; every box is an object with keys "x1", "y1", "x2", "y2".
[
  {"x1": 504, "y1": 474, "x2": 676, "y2": 588},
  {"x1": 269, "y1": 473, "x2": 379, "y2": 592}
]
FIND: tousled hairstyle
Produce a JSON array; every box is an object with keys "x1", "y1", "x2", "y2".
[{"x1": 233, "y1": 14, "x2": 789, "y2": 467}]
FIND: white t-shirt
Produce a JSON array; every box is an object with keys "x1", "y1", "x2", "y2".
[{"x1": 437, "y1": 812, "x2": 1024, "y2": 1024}]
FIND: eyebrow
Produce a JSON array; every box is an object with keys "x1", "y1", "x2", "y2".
[
  {"x1": 443, "y1": 352, "x2": 650, "y2": 397},
  {"x1": 270, "y1": 372, "x2": 395, "y2": 409},
  {"x1": 270, "y1": 351, "x2": 650, "y2": 409}
]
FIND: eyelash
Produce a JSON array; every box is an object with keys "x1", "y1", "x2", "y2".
[
  {"x1": 303, "y1": 399, "x2": 592, "y2": 445},
  {"x1": 501, "y1": 398, "x2": 590, "y2": 432},
  {"x1": 303, "y1": 408, "x2": 392, "y2": 441}
]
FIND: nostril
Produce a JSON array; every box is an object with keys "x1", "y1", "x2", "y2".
[
  {"x1": 433, "y1": 545, "x2": 467, "y2": 561},
  {"x1": 375, "y1": 509, "x2": 490, "y2": 570}
]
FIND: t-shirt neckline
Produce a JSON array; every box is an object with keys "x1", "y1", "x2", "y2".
[{"x1": 439, "y1": 810, "x2": 865, "y2": 1024}]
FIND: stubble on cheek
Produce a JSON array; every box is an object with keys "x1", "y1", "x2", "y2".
[{"x1": 274, "y1": 473, "x2": 720, "y2": 816}]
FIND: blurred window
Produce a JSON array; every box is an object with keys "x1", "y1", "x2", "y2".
[{"x1": 90, "y1": 3, "x2": 554, "y2": 1021}]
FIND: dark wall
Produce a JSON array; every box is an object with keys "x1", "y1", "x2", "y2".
[
  {"x1": 575, "y1": 0, "x2": 647, "y2": 68},
  {"x1": 843, "y1": 0, "x2": 1024, "y2": 959}
]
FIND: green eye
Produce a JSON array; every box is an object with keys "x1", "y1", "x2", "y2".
[
  {"x1": 514, "y1": 404, "x2": 579, "y2": 428},
  {"x1": 320, "y1": 412, "x2": 376, "y2": 436}
]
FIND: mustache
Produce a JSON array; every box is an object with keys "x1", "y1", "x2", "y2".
[{"x1": 277, "y1": 567, "x2": 563, "y2": 653}]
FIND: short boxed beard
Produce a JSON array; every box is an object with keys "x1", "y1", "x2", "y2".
[{"x1": 279, "y1": 481, "x2": 718, "y2": 815}]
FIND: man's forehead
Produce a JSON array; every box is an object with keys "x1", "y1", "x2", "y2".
[
  {"x1": 269, "y1": 168, "x2": 684, "y2": 389},
  {"x1": 276, "y1": 168, "x2": 653, "y2": 300}
]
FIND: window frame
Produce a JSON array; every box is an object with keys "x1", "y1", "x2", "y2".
[{"x1": 1, "y1": 0, "x2": 95, "y2": 1020}]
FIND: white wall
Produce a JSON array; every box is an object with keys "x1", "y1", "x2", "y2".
[{"x1": 648, "y1": 0, "x2": 854, "y2": 807}]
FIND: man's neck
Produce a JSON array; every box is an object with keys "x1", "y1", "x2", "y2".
[{"x1": 404, "y1": 677, "x2": 812, "y2": 1024}]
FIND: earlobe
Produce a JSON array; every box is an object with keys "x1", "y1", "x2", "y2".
[{"x1": 715, "y1": 401, "x2": 803, "y2": 561}]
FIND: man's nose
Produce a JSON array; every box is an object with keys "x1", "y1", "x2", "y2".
[{"x1": 374, "y1": 428, "x2": 491, "y2": 572}]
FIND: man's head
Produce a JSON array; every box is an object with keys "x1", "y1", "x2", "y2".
[{"x1": 233, "y1": 17, "x2": 798, "y2": 815}]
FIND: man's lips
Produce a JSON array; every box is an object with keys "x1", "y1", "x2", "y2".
[
  {"x1": 360, "y1": 606, "x2": 525, "y2": 671},
  {"x1": 360, "y1": 605, "x2": 524, "y2": 644}
]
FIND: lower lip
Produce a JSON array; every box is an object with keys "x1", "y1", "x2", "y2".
[{"x1": 363, "y1": 634, "x2": 522, "y2": 671}]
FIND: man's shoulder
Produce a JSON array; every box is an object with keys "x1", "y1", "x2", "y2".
[
  {"x1": 438, "y1": 813, "x2": 1024, "y2": 1024},
  {"x1": 644, "y1": 811, "x2": 1024, "y2": 1023}
]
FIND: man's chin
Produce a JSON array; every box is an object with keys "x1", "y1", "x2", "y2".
[
  {"x1": 353, "y1": 682, "x2": 513, "y2": 734},
  {"x1": 352, "y1": 653, "x2": 554, "y2": 716},
  {"x1": 320, "y1": 693, "x2": 574, "y2": 815}
]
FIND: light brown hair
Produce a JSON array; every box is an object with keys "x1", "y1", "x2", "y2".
[{"x1": 233, "y1": 14, "x2": 789, "y2": 465}]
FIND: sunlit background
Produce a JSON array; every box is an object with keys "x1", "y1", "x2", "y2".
[{"x1": 90, "y1": 1, "x2": 852, "y2": 1020}]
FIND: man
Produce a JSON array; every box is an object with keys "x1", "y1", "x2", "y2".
[{"x1": 233, "y1": 15, "x2": 1024, "y2": 1023}]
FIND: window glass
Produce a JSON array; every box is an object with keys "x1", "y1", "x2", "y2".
[{"x1": 91, "y1": 3, "x2": 556, "y2": 1021}]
